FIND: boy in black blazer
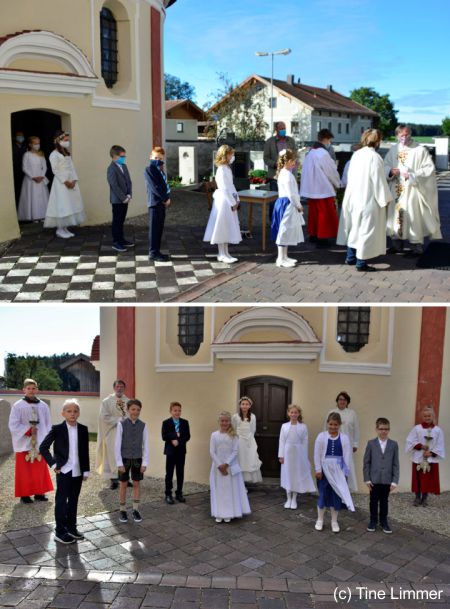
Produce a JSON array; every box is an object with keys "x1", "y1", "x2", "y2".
[
  {"x1": 161, "y1": 401, "x2": 190, "y2": 504},
  {"x1": 144, "y1": 146, "x2": 171, "y2": 262},
  {"x1": 40, "y1": 399, "x2": 90, "y2": 544},
  {"x1": 363, "y1": 417, "x2": 399, "y2": 534},
  {"x1": 107, "y1": 144, "x2": 134, "y2": 253}
]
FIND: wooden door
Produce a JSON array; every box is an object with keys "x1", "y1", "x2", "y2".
[{"x1": 239, "y1": 376, "x2": 292, "y2": 477}]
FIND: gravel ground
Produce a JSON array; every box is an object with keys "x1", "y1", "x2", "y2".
[{"x1": 1, "y1": 442, "x2": 449, "y2": 536}]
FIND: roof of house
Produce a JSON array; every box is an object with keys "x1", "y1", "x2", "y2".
[
  {"x1": 90, "y1": 335, "x2": 100, "y2": 362},
  {"x1": 59, "y1": 354, "x2": 94, "y2": 370},
  {"x1": 165, "y1": 99, "x2": 206, "y2": 120},
  {"x1": 210, "y1": 74, "x2": 378, "y2": 117}
]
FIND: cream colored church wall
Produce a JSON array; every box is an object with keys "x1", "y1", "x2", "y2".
[
  {"x1": 128, "y1": 306, "x2": 448, "y2": 491},
  {"x1": 99, "y1": 307, "x2": 118, "y2": 401}
]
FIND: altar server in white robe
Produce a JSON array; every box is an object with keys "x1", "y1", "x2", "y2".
[
  {"x1": 17, "y1": 137, "x2": 49, "y2": 221},
  {"x1": 210, "y1": 411, "x2": 251, "y2": 523},
  {"x1": 203, "y1": 145, "x2": 241, "y2": 263},
  {"x1": 278, "y1": 405, "x2": 315, "y2": 510},
  {"x1": 384, "y1": 124, "x2": 441, "y2": 255},
  {"x1": 337, "y1": 129, "x2": 392, "y2": 272},
  {"x1": 314, "y1": 412, "x2": 355, "y2": 533},
  {"x1": 324, "y1": 391, "x2": 360, "y2": 492},
  {"x1": 44, "y1": 131, "x2": 86, "y2": 239},
  {"x1": 270, "y1": 149, "x2": 305, "y2": 267}
]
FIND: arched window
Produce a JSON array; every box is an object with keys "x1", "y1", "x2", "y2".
[
  {"x1": 100, "y1": 7, "x2": 118, "y2": 88},
  {"x1": 178, "y1": 307, "x2": 204, "y2": 356},
  {"x1": 336, "y1": 307, "x2": 371, "y2": 353}
]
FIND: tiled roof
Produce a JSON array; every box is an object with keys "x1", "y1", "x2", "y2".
[
  {"x1": 90, "y1": 335, "x2": 100, "y2": 361},
  {"x1": 165, "y1": 99, "x2": 206, "y2": 120},
  {"x1": 262, "y1": 76, "x2": 379, "y2": 117}
]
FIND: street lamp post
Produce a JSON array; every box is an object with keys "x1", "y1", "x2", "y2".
[{"x1": 255, "y1": 48, "x2": 291, "y2": 136}]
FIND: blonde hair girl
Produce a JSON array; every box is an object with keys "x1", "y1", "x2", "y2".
[
  {"x1": 271, "y1": 147, "x2": 304, "y2": 267},
  {"x1": 204, "y1": 145, "x2": 241, "y2": 263}
]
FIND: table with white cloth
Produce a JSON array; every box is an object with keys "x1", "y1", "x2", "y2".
[{"x1": 237, "y1": 189, "x2": 278, "y2": 252}]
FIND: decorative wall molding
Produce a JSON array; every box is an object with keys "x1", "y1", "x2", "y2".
[
  {"x1": 319, "y1": 308, "x2": 395, "y2": 376},
  {"x1": 155, "y1": 308, "x2": 216, "y2": 372},
  {"x1": 212, "y1": 342, "x2": 323, "y2": 364},
  {"x1": 0, "y1": 70, "x2": 99, "y2": 97}
]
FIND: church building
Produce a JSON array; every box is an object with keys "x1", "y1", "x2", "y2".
[
  {"x1": 99, "y1": 306, "x2": 449, "y2": 491},
  {"x1": 1, "y1": 0, "x2": 176, "y2": 244}
]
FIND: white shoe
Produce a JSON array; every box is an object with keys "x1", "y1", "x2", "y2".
[
  {"x1": 224, "y1": 255, "x2": 238, "y2": 263},
  {"x1": 315, "y1": 520, "x2": 323, "y2": 531},
  {"x1": 331, "y1": 522, "x2": 340, "y2": 533},
  {"x1": 286, "y1": 257, "x2": 297, "y2": 265},
  {"x1": 284, "y1": 499, "x2": 291, "y2": 509},
  {"x1": 215, "y1": 518, "x2": 223, "y2": 523},
  {"x1": 224, "y1": 518, "x2": 231, "y2": 523},
  {"x1": 56, "y1": 228, "x2": 71, "y2": 239},
  {"x1": 217, "y1": 255, "x2": 228, "y2": 262},
  {"x1": 64, "y1": 227, "x2": 75, "y2": 237},
  {"x1": 276, "y1": 258, "x2": 295, "y2": 268},
  {"x1": 290, "y1": 498, "x2": 297, "y2": 510}
]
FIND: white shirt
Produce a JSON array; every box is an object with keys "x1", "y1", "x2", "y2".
[
  {"x1": 378, "y1": 438, "x2": 387, "y2": 454},
  {"x1": 59, "y1": 423, "x2": 80, "y2": 476}
]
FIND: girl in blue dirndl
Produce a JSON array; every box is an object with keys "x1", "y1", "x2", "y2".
[
  {"x1": 270, "y1": 149, "x2": 305, "y2": 268},
  {"x1": 314, "y1": 412, "x2": 355, "y2": 533}
]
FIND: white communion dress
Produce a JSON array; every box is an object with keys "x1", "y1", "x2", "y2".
[{"x1": 231, "y1": 413, "x2": 263, "y2": 483}]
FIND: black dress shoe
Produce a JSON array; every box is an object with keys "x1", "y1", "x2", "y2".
[
  {"x1": 110, "y1": 481, "x2": 119, "y2": 490},
  {"x1": 175, "y1": 494, "x2": 186, "y2": 503},
  {"x1": 356, "y1": 265, "x2": 377, "y2": 272},
  {"x1": 165, "y1": 495, "x2": 175, "y2": 505},
  {"x1": 344, "y1": 259, "x2": 356, "y2": 266},
  {"x1": 55, "y1": 533, "x2": 76, "y2": 544},
  {"x1": 149, "y1": 252, "x2": 170, "y2": 262},
  {"x1": 20, "y1": 496, "x2": 33, "y2": 504},
  {"x1": 34, "y1": 495, "x2": 48, "y2": 502},
  {"x1": 67, "y1": 529, "x2": 85, "y2": 540}
]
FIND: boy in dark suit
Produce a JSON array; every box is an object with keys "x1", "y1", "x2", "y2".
[
  {"x1": 363, "y1": 417, "x2": 399, "y2": 534},
  {"x1": 162, "y1": 401, "x2": 190, "y2": 504},
  {"x1": 40, "y1": 399, "x2": 90, "y2": 544},
  {"x1": 144, "y1": 146, "x2": 171, "y2": 262},
  {"x1": 107, "y1": 145, "x2": 134, "y2": 253}
]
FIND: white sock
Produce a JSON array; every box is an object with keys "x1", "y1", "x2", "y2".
[
  {"x1": 277, "y1": 246, "x2": 284, "y2": 261},
  {"x1": 317, "y1": 507, "x2": 325, "y2": 521},
  {"x1": 330, "y1": 508, "x2": 338, "y2": 524},
  {"x1": 218, "y1": 244, "x2": 225, "y2": 258}
]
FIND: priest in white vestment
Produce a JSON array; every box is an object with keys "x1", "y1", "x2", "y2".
[
  {"x1": 337, "y1": 129, "x2": 392, "y2": 272},
  {"x1": 384, "y1": 125, "x2": 442, "y2": 255}
]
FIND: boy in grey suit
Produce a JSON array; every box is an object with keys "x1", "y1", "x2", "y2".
[
  {"x1": 363, "y1": 418, "x2": 399, "y2": 534},
  {"x1": 107, "y1": 145, "x2": 134, "y2": 252}
]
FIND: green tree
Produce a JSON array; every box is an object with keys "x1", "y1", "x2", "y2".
[
  {"x1": 165, "y1": 73, "x2": 196, "y2": 101},
  {"x1": 5, "y1": 353, "x2": 63, "y2": 391},
  {"x1": 442, "y1": 116, "x2": 450, "y2": 136},
  {"x1": 350, "y1": 87, "x2": 398, "y2": 137},
  {"x1": 205, "y1": 73, "x2": 268, "y2": 141}
]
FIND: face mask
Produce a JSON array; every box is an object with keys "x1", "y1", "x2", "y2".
[
  {"x1": 229, "y1": 155, "x2": 235, "y2": 164},
  {"x1": 116, "y1": 156, "x2": 126, "y2": 165},
  {"x1": 278, "y1": 130, "x2": 286, "y2": 137},
  {"x1": 151, "y1": 158, "x2": 164, "y2": 167},
  {"x1": 32, "y1": 144, "x2": 40, "y2": 151},
  {"x1": 16, "y1": 136, "x2": 25, "y2": 144},
  {"x1": 60, "y1": 141, "x2": 70, "y2": 148}
]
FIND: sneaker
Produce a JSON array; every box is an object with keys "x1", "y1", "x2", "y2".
[
  {"x1": 215, "y1": 518, "x2": 223, "y2": 523},
  {"x1": 119, "y1": 511, "x2": 128, "y2": 523},
  {"x1": 224, "y1": 518, "x2": 231, "y2": 523},
  {"x1": 356, "y1": 264, "x2": 377, "y2": 272},
  {"x1": 20, "y1": 496, "x2": 33, "y2": 504},
  {"x1": 286, "y1": 257, "x2": 297, "y2": 265},
  {"x1": 331, "y1": 522, "x2": 340, "y2": 533},
  {"x1": 367, "y1": 521, "x2": 376, "y2": 532},
  {"x1": 132, "y1": 510, "x2": 142, "y2": 523},
  {"x1": 314, "y1": 520, "x2": 323, "y2": 531},
  {"x1": 276, "y1": 259, "x2": 295, "y2": 268},
  {"x1": 123, "y1": 240, "x2": 135, "y2": 248},
  {"x1": 34, "y1": 495, "x2": 48, "y2": 502},
  {"x1": 149, "y1": 252, "x2": 170, "y2": 262},
  {"x1": 67, "y1": 529, "x2": 84, "y2": 540},
  {"x1": 55, "y1": 533, "x2": 76, "y2": 544},
  {"x1": 224, "y1": 255, "x2": 238, "y2": 263},
  {"x1": 381, "y1": 522, "x2": 392, "y2": 534},
  {"x1": 112, "y1": 243, "x2": 127, "y2": 252}
]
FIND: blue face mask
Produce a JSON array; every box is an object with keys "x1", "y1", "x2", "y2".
[
  {"x1": 116, "y1": 156, "x2": 126, "y2": 165},
  {"x1": 278, "y1": 130, "x2": 286, "y2": 137},
  {"x1": 151, "y1": 159, "x2": 164, "y2": 167}
]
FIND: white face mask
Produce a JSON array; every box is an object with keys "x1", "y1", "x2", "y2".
[
  {"x1": 229, "y1": 155, "x2": 235, "y2": 164},
  {"x1": 32, "y1": 144, "x2": 40, "y2": 151},
  {"x1": 60, "y1": 140, "x2": 70, "y2": 148}
]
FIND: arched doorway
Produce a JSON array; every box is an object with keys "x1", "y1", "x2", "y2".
[
  {"x1": 239, "y1": 375, "x2": 292, "y2": 478},
  {"x1": 10, "y1": 109, "x2": 70, "y2": 208}
]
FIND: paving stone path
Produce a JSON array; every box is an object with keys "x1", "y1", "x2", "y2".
[
  {"x1": 0, "y1": 488, "x2": 449, "y2": 608},
  {"x1": 1, "y1": 173, "x2": 449, "y2": 303}
]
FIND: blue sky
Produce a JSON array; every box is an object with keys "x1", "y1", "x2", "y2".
[
  {"x1": 165, "y1": 0, "x2": 450, "y2": 124},
  {"x1": 0, "y1": 306, "x2": 99, "y2": 375}
]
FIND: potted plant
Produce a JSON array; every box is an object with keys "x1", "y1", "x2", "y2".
[{"x1": 248, "y1": 169, "x2": 268, "y2": 189}]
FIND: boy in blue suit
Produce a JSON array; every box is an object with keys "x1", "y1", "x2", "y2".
[
  {"x1": 107, "y1": 145, "x2": 134, "y2": 252},
  {"x1": 144, "y1": 146, "x2": 171, "y2": 261},
  {"x1": 162, "y1": 401, "x2": 190, "y2": 504}
]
